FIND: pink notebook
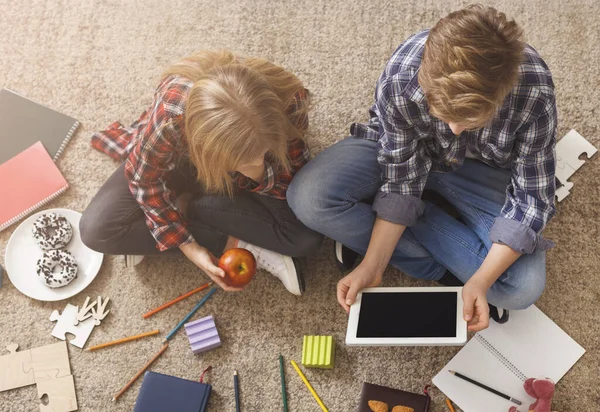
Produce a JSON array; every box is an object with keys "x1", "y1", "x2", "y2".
[{"x1": 0, "y1": 141, "x2": 69, "y2": 232}]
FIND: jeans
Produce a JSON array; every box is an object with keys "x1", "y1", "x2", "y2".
[
  {"x1": 80, "y1": 162, "x2": 323, "y2": 258},
  {"x1": 288, "y1": 137, "x2": 546, "y2": 310}
]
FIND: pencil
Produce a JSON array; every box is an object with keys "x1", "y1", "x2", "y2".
[
  {"x1": 290, "y1": 360, "x2": 328, "y2": 412},
  {"x1": 85, "y1": 330, "x2": 160, "y2": 352},
  {"x1": 143, "y1": 282, "x2": 212, "y2": 319},
  {"x1": 279, "y1": 355, "x2": 289, "y2": 412},
  {"x1": 449, "y1": 370, "x2": 522, "y2": 405},
  {"x1": 112, "y1": 343, "x2": 169, "y2": 401},
  {"x1": 234, "y1": 370, "x2": 241, "y2": 412},
  {"x1": 163, "y1": 287, "x2": 217, "y2": 343},
  {"x1": 445, "y1": 398, "x2": 456, "y2": 412}
]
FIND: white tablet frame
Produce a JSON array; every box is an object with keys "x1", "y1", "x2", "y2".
[{"x1": 345, "y1": 286, "x2": 467, "y2": 346}]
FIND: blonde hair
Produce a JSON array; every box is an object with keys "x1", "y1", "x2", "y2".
[
  {"x1": 162, "y1": 50, "x2": 308, "y2": 195},
  {"x1": 419, "y1": 4, "x2": 525, "y2": 129}
]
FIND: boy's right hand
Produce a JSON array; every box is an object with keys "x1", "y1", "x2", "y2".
[
  {"x1": 180, "y1": 242, "x2": 243, "y2": 292},
  {"x1": 337, "y1": 263, "x2": 382, "y2": 313}
]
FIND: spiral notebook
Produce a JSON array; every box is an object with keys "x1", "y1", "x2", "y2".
[
  {"x1": 0, "y1": 88, "x2": 79, "y2": 165},
  {"x1": 432, "y1": 305, "x2": 585, "y2": 412},
  {"x1": 0, "y1": 142, "x2": 69, "y2": 232}
]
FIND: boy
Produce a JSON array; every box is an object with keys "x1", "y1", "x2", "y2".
[{"x1": 288, "y1": 5, "x2": 556, "y2": 331}]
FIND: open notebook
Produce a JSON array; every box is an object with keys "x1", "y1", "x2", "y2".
[
  {"x1": 0, "y1": 142, "x2": 69, "y2": 232},
  {"x1": 432, "y1": 305, "x2": 585, "y2": 412}
]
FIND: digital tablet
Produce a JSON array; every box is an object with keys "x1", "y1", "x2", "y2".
[{"x1": 345, "y1": 287, "x2": 467, "y2": 346}]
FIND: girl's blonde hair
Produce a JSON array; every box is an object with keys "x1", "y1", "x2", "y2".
[{"x1": 163, "y1": 50, "x2": 308, "y2": 195}]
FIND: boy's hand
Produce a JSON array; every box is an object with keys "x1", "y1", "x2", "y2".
[
  {"x1": 180, "y1": 242, "x2": 243, "y2": 292},
  {"x1": 337, "y1": 263, "x2": 383, "y2": 313},
  {"x1": 462, "y1": 277, "x2": 490, "y2": 332}
]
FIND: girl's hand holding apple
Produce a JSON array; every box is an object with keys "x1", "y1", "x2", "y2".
[{"x1": 180, "y1": 241, "x2": 244, "y2": 292}]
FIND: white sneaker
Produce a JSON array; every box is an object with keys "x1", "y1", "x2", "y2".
[
  {"x1": 238, "y1": 241, "x2": 304, "y2": 296},
  {"x1": 124, "y1": 255, "x2": 145, "y2": 268}
]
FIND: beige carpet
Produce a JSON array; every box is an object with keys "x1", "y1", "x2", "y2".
[{"x1": 1, "y1": 1, "x2": 599, "y2": 411}]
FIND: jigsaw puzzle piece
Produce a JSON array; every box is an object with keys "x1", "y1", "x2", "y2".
[
  {"x1": 556, "y1": 129, "x2": 598, "y2": 172},
  {"x1": 50, "y1": 304, "x2": 96, "y2": 349},
  {"x1": 0, "y1": 343, "x2": 35, "y2": 391},
  {"x1": 37, "y1": 374, "x2": 78, "y2": 412},
  {"x1": 24, "y1": 342, "x2": 71, "y2": 383}
]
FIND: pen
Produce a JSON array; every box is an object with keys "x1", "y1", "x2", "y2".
[{"x1": 449, "y1": 370, "x2": 522, "y2": 405}]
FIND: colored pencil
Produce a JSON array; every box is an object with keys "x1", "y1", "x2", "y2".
[
  {"x1": 279, "y1": 355, "x2": 289, "y2": 412},
  {"x1": 85, "y1": 330, "x2": 160, "y2": 352},
  {"x1": 163, "y1": 287, "x2": 217, "y2": 343},
  {"x1": 112, "y1": 343, "x2": 169, "y2": 401},
  {"x1": 449, "y1": 370, "x2": 522, "y2": 405},
  {"x1": 143, "y1": 282, "x2": 212, "y2": 319},
  {"x1": 234, "y1": 370, "x2": 241, "y2": 412},
  {"x1": 445, "y1": 398, "x2": 456, "y2": 412},
  {"x1": 290, "y1": 360, "x2": 328, "y2": 412}
]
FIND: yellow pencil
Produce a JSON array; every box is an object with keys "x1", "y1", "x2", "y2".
[
  {"x1": 290, "y1": 360, "x2": 328, "y2": 412},
  {"x1": 85, "y1": 330, "x2": 160, "y2": 352},
  {"x1": 445, "y1": 398, "x2": 456, "y2": 412}
]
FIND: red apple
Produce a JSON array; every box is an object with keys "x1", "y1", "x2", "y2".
[{"x1": 218, "y1": 248, "x2": 257, "y2": 287}]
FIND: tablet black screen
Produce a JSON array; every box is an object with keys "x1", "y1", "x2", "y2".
[{"x1": 357, "y1": 292, "x2": 458, "y2": 338}]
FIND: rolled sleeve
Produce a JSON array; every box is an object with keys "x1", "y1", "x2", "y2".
[
  {"x1": 372, "y1": 192, "x2": 425, "y2": 226},
  {"x1": 489, "y1": 217, "x2": 555, "y2": 254}
]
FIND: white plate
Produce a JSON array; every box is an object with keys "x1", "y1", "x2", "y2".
[{"x1": 5, "y1": 208, "x2": 104, "y2": 301}]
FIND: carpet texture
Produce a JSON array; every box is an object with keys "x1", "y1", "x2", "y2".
[{"x1": 1, "y1": 1, "x2": 599, "y2": 411}]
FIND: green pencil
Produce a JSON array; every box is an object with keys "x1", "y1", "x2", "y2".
[{"x1": 279, "y1": 354, "x2": 289, "y2": 412}]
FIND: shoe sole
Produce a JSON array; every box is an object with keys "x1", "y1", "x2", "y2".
[
  {"x1": 334, "y1": 242, "x2": 357, "y2": 272},
  {"x1": 292, "y1": 257, "x2": 306, "y2": 295}
]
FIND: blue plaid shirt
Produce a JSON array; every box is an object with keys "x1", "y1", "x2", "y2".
[{"x1": 351, "y1": 30, "x2": 557, "y2": 254}]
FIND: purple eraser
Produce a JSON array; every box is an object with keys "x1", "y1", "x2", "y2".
[{"x1": 184, "y1": 315, "x2": 222, "y2": 354}]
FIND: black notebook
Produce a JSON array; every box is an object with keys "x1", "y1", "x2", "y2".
[
  {"x1": 0, "y1": 88, "x2": 79, "y2": 165},
  {"x1": 133, "y1": 371, "x2": 211, "y2": 412},
  {"x1": 358, "y1": 382, "x2": 430, "y2": 412}
]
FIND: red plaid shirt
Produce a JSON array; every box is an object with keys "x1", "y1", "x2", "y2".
[{"x1": 91, "y1": 76, "x2": 310, "y2": 251}]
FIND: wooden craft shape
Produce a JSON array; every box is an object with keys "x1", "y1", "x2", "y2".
[
  {"x1": 302, "y1": 335, "x2": 335, "y2": 369},
  {"x1": 0, "y1": 341, "x2": 77, "y2": 411},
  {"x1": 75, "y1": 297, "x2": 96, "y2": 324},
  {"x1": 50, "y1": 304, "x2": 96, "y2": 349},
  {"x1": 90, "y1": 296, "x2": 110, "y2": 325},
  {"x1": 555, "y1": 129, "x2": 597, "y2": 202},
  {"x1": 0, "y1": 344, "x2": 35, "y2": 391},
  {"x1": 25, "y1": 342, "x2": 72, "y2": 382},
  {"x1": 37, "y1": 374, "x2": 78, "y2": 412}
]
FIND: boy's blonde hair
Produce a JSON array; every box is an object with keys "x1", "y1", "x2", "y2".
[
  {"x1": 419, "y1": 4, "x2": 525, "y2": 129},
  {"x1": 163, "y1": 50, "x2": 308, "y2": 195}
]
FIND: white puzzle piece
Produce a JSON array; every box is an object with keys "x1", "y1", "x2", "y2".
[
  {"x1": 49, "y1": 304, "x2": 96, "y2": 349},
  {"x1": 555, "y1": 129, "x2": 597, "y2": 202}
]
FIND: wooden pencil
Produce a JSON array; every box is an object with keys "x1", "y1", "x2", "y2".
[
  {"x1": 112, "y1": 343, "x2": 169, "y2": 401},
  {"x1": 85, "y1": 330, "x2": 160, "y2": 352},
  {"x1": 143, "y1": 282, "x2": 212, "y2": 319},
  {"x1": 290, "y1": 360, "x2": 328, "y2": 412},
  {"x1": 163, "y1": 287, "x2": 217, "y2": 343}
]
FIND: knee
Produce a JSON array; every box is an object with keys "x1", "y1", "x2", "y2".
[
  {"x1": 289, "y1": 227, "x2": 324, "y2": 257},
  {"x1": 287, "y1": 169, "x2": 340, "y2": 230},
  {"x1": 489, "y1": 257, "x2": 546, "y2": 310},
  {"x1": 79, "y1": 206, "x2": 116, "y2": 254}
]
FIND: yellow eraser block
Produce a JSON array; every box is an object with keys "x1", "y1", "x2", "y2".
[{"x1": 301, "y1": 335, "x2": 335, "y2": 369}]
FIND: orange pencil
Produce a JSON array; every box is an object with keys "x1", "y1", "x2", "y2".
[
  {"x1": 112, "y1": 343, "x2": 169, "y2": 401},
  {"x1": 85, "y1": 330, "x2": 160, "y2": 352},
  {"x1": 445, "y1": 398, "x2": 456, "y2": 412},
  {"x1": 143, "y1": 282, "x2": 212, "y2": 319}
]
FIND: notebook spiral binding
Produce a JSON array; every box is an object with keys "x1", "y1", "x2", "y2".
[
  {"x1": 0, "y1": 184, "x2": 69, "y2": 232},
  {"x1": 53, "y1": 120, "x2": 80, "y2": 161},
  {"x1": 475, "y1": 334, "x2": 527, "y2": 382}
]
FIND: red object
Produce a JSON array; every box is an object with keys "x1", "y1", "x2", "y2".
[
  {"x1": 218, "y1": 248, "x2": 257, "y2": 287},
  {"x1": 508, "y1": 378, "x2": 555, "y2": 412}
]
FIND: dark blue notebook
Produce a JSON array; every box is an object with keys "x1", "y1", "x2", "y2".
[{"x1": 134, "y1": 371, "x2": 211, "y2": 412}]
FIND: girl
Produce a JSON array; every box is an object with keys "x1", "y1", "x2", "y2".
[{"x1": 80, "y1": 51, "x2": 323, "y2": 295}]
